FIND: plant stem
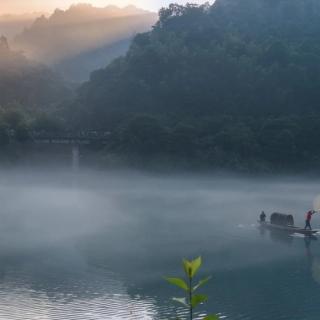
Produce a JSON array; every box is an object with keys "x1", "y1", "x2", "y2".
[{"x1": 189, "y1": 276, "x2": 192, "y2": 320}]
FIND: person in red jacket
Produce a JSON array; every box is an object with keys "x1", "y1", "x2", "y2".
[{"x1": 304, "y1": 210, "x2": 315, "y2": 230}]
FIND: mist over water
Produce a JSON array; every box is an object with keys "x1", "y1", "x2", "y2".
[{"x1": 0, "y1": 168, "x2": 319, "y2": 319}]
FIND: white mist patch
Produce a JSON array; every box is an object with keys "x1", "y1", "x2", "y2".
[
  {"x1": 0, "y1": 169, "x2": 319, "y2": 274},
  {"x1": 0, "y1": 181, "x2": 119, "y2": 251}
]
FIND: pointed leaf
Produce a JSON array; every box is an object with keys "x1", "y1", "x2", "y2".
[
  {"x1": 193, "y1": 276, "x2": 211, "y2": 292},
  {"x1": 190, "y1": 256, "x2": 202, "y2": 278},
  {"x1": 165, "y1": 277, "x2": 189, "y2": 291},
  {"x1": 183, "y1": 256, "x2": 202, "y2": 279},
  {"x1": 183, "y1": 259, "x2": 192, "y2": 278},
  {"x1": 172, "y1": 297, "x2": 189, "y2": 307},
  {"x1": 203, "y1": 315, "x2": 219, "y2": 320},
  {"x1": 191, "y1": 294, "x2": 208, "y2": 308}
]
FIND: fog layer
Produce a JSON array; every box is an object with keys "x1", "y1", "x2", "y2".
[{"x1": 0, "y1": 169, "x2": 319, "y2": 319}]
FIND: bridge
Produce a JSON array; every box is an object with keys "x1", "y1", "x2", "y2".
[
  {"x1": 30, "y1": 131, "x2": 111, "y2": 145},
  {"x1": 29, "y1": 131, "x2": 111, "y2": 170}
]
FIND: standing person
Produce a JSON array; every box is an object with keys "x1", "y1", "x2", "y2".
[
  {"x1": 260, "y1": 211, "x2": 266, "y2": 222},
  {"x1": 304, "y1": 210, "x2": 315, "y2": 230}
]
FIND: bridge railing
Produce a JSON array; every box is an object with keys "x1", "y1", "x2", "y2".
[{"x1": 29, "y1": 131, "x2": 111, "y2": 144}]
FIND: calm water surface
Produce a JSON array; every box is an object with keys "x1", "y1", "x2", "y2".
[{"x1": 0, "y1": 169, "x2": 319, "y2": 320}]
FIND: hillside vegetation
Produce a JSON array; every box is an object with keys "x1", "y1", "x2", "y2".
[{"x1": 71, "y1": 0, "x2": 320, "y2": 171}]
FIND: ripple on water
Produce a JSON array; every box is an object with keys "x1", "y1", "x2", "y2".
[
  {"x1": 0, "y1": 268, "x2": 161, "y2": 320},
  {"x1": 0, "y1": 290, "x2": 160, "y2": 319}
]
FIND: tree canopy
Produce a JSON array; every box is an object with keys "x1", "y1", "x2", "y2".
[
  {"x1": 63, "y1": 0, "x2": 320, "y2": 170},
  {"x1": 76, "y1": 0, "x2": 320, "y2": 125}
]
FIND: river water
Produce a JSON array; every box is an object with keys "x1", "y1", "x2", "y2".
[{"x1": 0, "y1": 169, "x2": 319, "y2": 320}]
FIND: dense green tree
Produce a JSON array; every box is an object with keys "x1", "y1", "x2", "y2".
[
  {"x1": 31, "y1": 114, "x2": 64, "y2": 134},
  {"x1": 111, "y1": 115, "x2": 168, "y2": 156}
]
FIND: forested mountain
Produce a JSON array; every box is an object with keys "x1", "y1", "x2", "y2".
[
  {"x1": 67, "y1": 0, "x2": 320, "y2": 170},
  {"x1": 3, "y1": 0, "x2": 320, "y2": 170},
  {"x1": 14, "y1": 4, "x2": 157, "y2": 81},
  {"x1": 0, "y1": 36, "x2": 70, "y2": 109},
  {"x1": 78, "y1": 0, "x2": 320, "y2": 119}
]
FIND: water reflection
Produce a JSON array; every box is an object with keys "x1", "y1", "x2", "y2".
[
  {"x1": 0, "y1": 246, "x2": 160, "y2": 320},
  {"x1": 258, "y1": 222, "x2": 320, "y2": 290}
]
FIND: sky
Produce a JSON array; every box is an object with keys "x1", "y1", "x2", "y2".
[{"x1": 0, "y1": 0, "x2": 208, "y2": 14}]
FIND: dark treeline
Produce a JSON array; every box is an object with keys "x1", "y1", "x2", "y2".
[
  {"x1": 3, "y1": 0, "x2": 320, "y2": 171},
  {"x1": 99, "y1": 114, "x2": 320, "y2": 171}
]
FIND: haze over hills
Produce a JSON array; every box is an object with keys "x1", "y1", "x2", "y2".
[
  {"x1": 0, "y1": 36, "x2": 70, "y2": 110},
  {"x1": 0, "y1": 12, "x2": 46, "y2": 39},
  {"x1": 14, "y1": 3, "x2": 157, "y2": 82}
]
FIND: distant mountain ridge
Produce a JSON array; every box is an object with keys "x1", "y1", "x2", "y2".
[
  {"x1": 33, "y1": 3, "x2": 152, "y2": 24},
  {"x1": 0, "y1": 12, "x2": 46, "y2": 39},
  {"x1": 13, "y1": 3, "x2": 157, "y2": 82}
]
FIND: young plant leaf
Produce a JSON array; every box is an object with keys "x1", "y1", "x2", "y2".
[
  {"x1": 193, "y1": 276, "x2": 211, "y2": 292},
  {"x1": 191, "y1": 294, "x2": 208, "y2": 308},
  {"x1": 183, "y1": 256, "x2": 202, "y2": 279},
  {"x1": 166, "y1": 256, "x2": 212, "y2": 320},
  {"x1": 183, "y1": 259, "x2": 193, "y2": 278},
  {"x1": 172, "y1": 297, "x2": 189, "y2": 308},
  {"x1": 190, "y1": 256, "x2": 202, "y2": 278},
  {"x1": 203, "y1": 315, "x2": 219, "y2": 320},
  {"x1": 165, "y1": 277, "x2": 189, "y2": 291}
]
